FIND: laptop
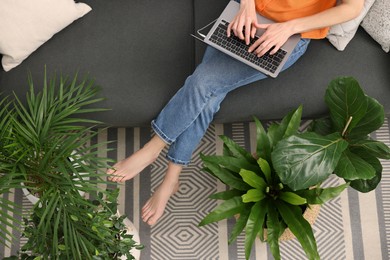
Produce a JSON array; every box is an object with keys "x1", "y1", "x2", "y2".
[{"x1": 193, "y1": 1, "x2": 301, "y2": 78}]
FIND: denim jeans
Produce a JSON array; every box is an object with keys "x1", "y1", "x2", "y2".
[{"x1": 152, "y1": 38, "x2": 310, "y2": 165}]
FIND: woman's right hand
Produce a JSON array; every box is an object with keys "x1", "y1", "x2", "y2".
[{"x1": 227, "y1": 0, "x2": 259, "y2": 45}]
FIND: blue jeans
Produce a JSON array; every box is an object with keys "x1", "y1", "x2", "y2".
[{"x1": 152, "y1": 38, "x2": 310, "y2": 165}]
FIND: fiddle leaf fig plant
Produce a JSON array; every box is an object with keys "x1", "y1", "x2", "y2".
[
  {"x1": 274, "y1": 76, "x2": 390, "y2": 192},
  {"x1": 199, "y1": 76, "x2": 390, "y2": 260}
]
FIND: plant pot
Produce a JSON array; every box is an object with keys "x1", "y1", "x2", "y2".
[
  {"x1": 264, "y1": 204, "x2": 321, "y2": 241},
  {"x1": 21, "y1": 179, "x2": 87, "y2": 205}
]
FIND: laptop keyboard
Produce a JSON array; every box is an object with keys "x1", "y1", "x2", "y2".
[{"x1": 209, "y1": 20, "x2": 287, "y2": 74}]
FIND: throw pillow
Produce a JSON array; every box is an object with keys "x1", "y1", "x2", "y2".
[
  {"x1": 326, "y1": 0, "x2": 375, "y2": 51},
  {"x1": 361, "y1": 0, "x2": 390, "y2": 52},
  {"x1": 0, "y1": 0, "x2": 92, "y2": 72}
]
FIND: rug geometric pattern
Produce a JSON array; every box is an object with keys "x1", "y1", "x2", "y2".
[{"x1": 1, "y1": 118, "x2": 390, "y2": 260}]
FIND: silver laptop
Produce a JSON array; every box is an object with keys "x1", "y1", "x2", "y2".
[{"x1": 193, "y1": 1, "x2": 301, "y2": 78}]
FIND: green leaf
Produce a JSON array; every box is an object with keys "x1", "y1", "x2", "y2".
[
  {"x1": 239, "y1": 169, "x2": 267, "y2": 190},
  {"x1": 278, "y1": 191, "x2": 307, "y2": 205},
  {"x1": 220, "y1": 135, "x2": 257, "y2": 164},
  {"x1": 202, "y1": 158, "x2": 251, "y2": 191},
  {"x1": 242, "y1": 189, "x2": 265, "y2": 203},
  {"x1": 245, "y1": 200, "x2": 267, "y2": 260},
  {"x1": 209, "y1": 189, "x2": 244, "y2": 200},
  {"x1": 228, "y1": 206, "x2": 251, "y2": 244},
  {"x1": 272, "y1": 132, "x2": 348, "y2": 190},
  {"x1": 351, "y1": 139, "x2": 390, "y2": 159},
  {"x1": 308, "y1": 117, "x2": 333, "y2": 136},
  {"x1": 276, "y1": 201, "x2": 320, "y2": 260},
  {"x1": 296, "y1": 183, "x2": 349, "y2": 204},
  {"x1": 257, "y1": 158, "x2": 272, "y2": 184},
  {"x1": 70, "y1": 215, "x2": 79, "y2": 222},
  {"x1": 325, "y1": 76, "x2": 368, "y2": 134},
  {"x1": 267, "y1": 106, "x2": 303, "y2": 148},
  {"x1": 335, "y1": 150, "x2": 376, "y2": 180},
  {"x1": 201, "y1": 154, "x2": 260, "y2": 174},
  {"x1": 254, "y1": 117, "x2": 271, "y2": 161},
  {"x1": 348, "y1": 96, "x2": 384, "y2": 139},
  {"x1": 266, "y1": 203, "x2": 284, "y2": 260},
  {"x1": 349, "y1": 153, "x2": 382, "y2": 193},
  {"x1": 199, "y1": 197, "x2": 247, "y2": 226}
]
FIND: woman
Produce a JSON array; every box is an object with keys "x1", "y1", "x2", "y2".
[{"x1": 107, "y1": 0, "x2": 364, "y2": 226}]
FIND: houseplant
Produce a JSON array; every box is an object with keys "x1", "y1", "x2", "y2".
[
  {"x1": 0, "y1": 69, "x2": 142, "y2": 259},
  {"x1": 17, "y1": 188, "x2": 143, "y2": 260},
  {"x1": 199, "y1": 76, "x2": 390, "y2": 260}
]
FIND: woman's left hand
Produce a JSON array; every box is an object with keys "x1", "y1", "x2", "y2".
[{"x1": 248, "y1": 21, "x2": 295, "y2": 56}]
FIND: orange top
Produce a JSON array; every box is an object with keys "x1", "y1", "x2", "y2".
[{"x1": 256, "y1": 0, "x2": 337, "y2": 39}]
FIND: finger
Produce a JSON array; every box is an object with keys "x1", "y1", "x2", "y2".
[
  {"x1": 251, "y1": 25, "x2": 257, "y2": 39},
  {"x1": 248, "y1": 38, "x2": 262, "y2": 53},
  {"x1": 236, "y1": 18, "x2": 245, "y2": 40},
  {"x1": 244, "y1": 20, "x2": 251, "y2": 45},
  {"x1": 227, "y1": 20, "x2": 234, "y2": 37},
  {"x1": 257, "y1": 44, "x2": 272, "y2": 57},
  {"x1": 270, "y1": 44, "x2": 282, "y2": 55}
]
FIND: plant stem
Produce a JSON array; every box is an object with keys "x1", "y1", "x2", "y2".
[{"x1": 342, "y1": 116, "x2": 353, "y2": 137}]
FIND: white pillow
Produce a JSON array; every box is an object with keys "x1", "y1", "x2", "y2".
[
  {"x1": 0, "y1": 0, "x2": 92, "y2": 72},
  {"x1": 361, "y1": 0, "x2": 390, "y2": 52},
  {"x1": 326, "y1": 0, "x2": 376, "y2": 51}
]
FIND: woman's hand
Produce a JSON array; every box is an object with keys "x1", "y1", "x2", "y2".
[
  {"x1": 248, "y1": 22, "x2": 295, "y2": 56},
  {"x1": 227, "y1": 0, "x2": 258, "y2": 45}
]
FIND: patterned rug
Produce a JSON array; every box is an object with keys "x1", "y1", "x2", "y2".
[{"x1": 1, "y1": 118, "x2": 390, "y2": 260}]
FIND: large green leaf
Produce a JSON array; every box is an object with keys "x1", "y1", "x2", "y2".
[
  {"x1": 254, "y1": 117, "x2": 271, "y2": 161},
  {"x1": 335, "y1": 150, "x2": 376, "y2": 180},
  {"x1": 308, "y1": 117, "x2": 333, "y2": 136},
  {"x1": 351, "y1": 139, "x2": 390, "y2": 159},
  {"x1": 258, "y1": 158, "x2": 272, "y2": 184},
  {"x1": 325, "y1": 77, "x2": 368, "y2": 134},
  {"x1": 296, "y1": 183, "x2": 349, "y2": 204},
  {"x1": 201, "y1": 154, "x2": 260, "y2": 174},
  {"x1": 278, "y1": 191, "x2": 307, "y2": 205},
  {"x1": 266, "y1": 202, "x2": 285, "y2": 260},
  {"x1": 228, "y1": 206, "x2": 251, "y2": 245},
  {"x1": 272, "y1": 132, "x2": 349, "y2": 190},
  {"x1": 239, "y1": 169, "x2": 267, "y2": 190},
  {"x1": 245, "y1": 200, "x2": 267, "y2": 260},
  {"x1": 349, "y1": 153, "x2": 382, "y2": 193},
  {"x1": 220, "y1": 135, "x2": 257, "y2": 164},
  {"x1": 199, "y1": 196, "x2": 247, "y2": 226},
  {"x1": 267, "y1": 106, "x2": 303, "y2": 148},
  {"x1": 242, "y1": 189, "x2": 265, "y2": 203},
  {"x1": 276, "y1": 201, "x2": 320, "y2": 260},
  {"x1": 348, "y1": 96, "x2": 384, "y2": 139},
  {"x1": 202, "y1": 158, "x2": 251, "y2": 191},
  {"x1": 209, "y1": 189, "x2": 244, "y2": 200}
]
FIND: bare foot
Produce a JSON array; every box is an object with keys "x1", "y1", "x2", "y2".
[
  {"x1": 141, "y1": 163, "x2": 182, "y2": 226},
  {"x1": 107, "y1": 135, "x2": 166, "y2": 182}
]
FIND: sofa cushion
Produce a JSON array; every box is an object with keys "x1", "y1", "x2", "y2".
[
  {"x1": 326, "y1": 0, "x2": 375, "y2": 51},
  {"x1": 361, "y1": 0, "x2": 390, "y2": 52},
  {"x1": 0, "y1": 0, "x2": 91, "y2": 72}
]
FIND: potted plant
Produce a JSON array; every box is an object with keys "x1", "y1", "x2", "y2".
[
  {"x1": 199, "y1": 77, "x2": 390, "y2": 260},
  {"x1": 0, "y1": 69, "x2": 143, "y2": 259},
  {"x1": 17, "y1": 188, "x2": 143, "y2": 260}
]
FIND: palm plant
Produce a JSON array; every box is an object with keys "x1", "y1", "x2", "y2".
[
  {"x1": 0, "y1": 69, "x2": 142, "y2": 259},
  {"x1": 199, "y1": 77, "x2": 390, "y2": 260},
  {"x1": 0, "y1": 95, "x2": 23, "y2": 246}
]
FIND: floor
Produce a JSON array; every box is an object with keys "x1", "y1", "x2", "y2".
[{"x1": 2, "y1": 119, "x2": 390, "y2": 259}]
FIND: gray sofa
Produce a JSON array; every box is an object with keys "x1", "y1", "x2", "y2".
[{"x1": 1, "y1": 0, "x2": 389, "y2": 127}]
